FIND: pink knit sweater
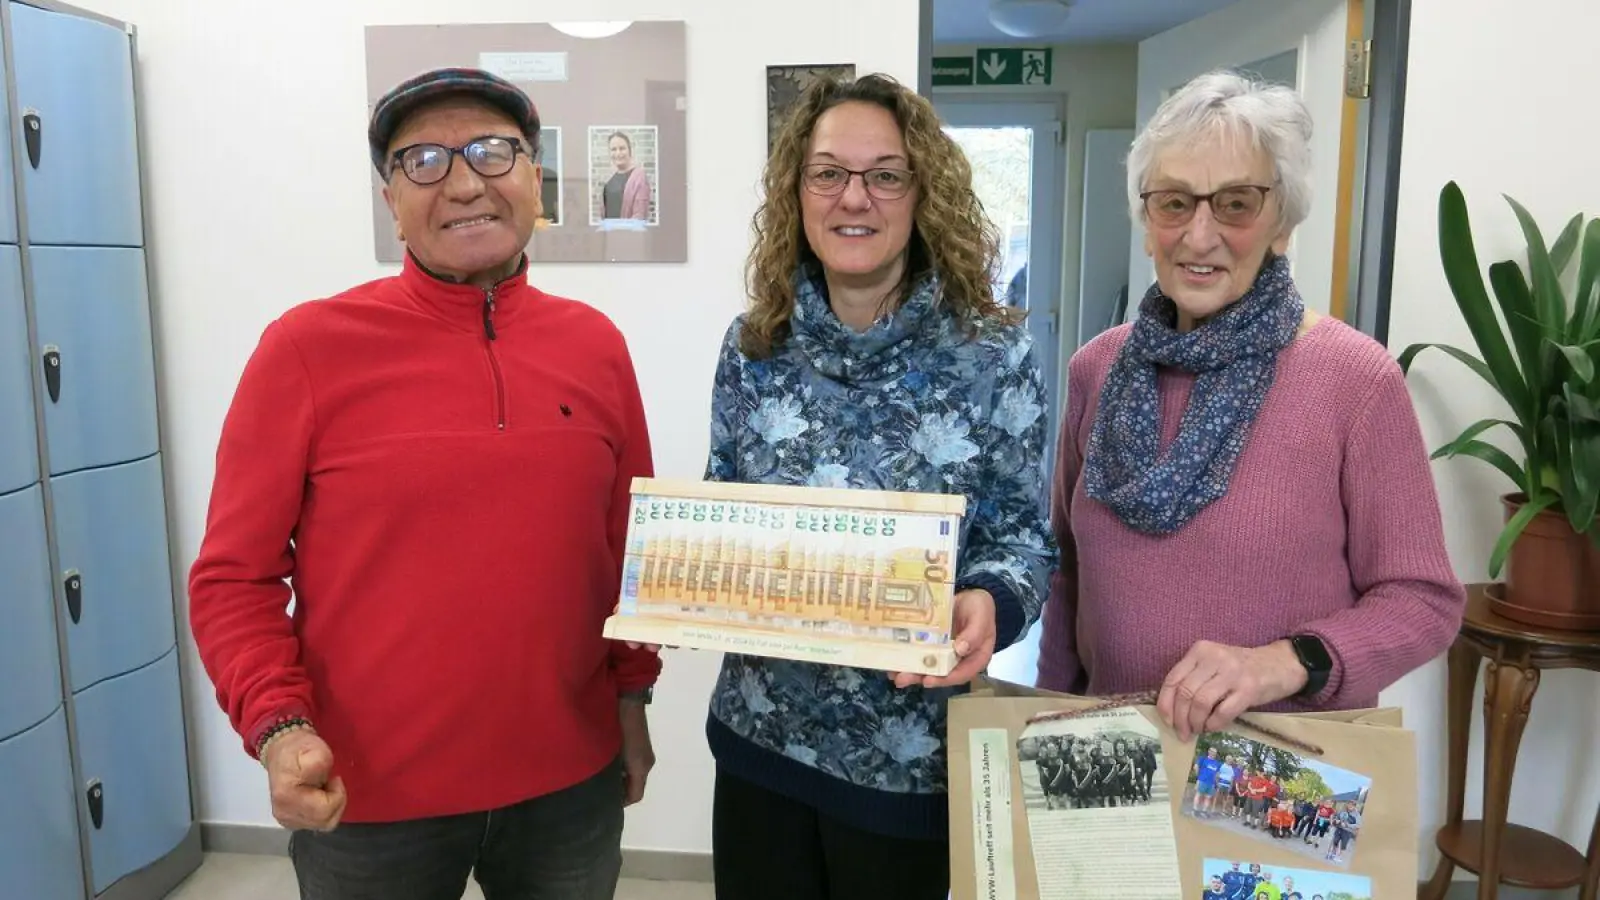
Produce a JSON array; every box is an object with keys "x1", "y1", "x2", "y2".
[{"x1": 1036, "y1": 316, "x2": 1467, "y2": 710}]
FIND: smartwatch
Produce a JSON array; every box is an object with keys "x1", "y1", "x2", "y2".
[
  {"x1": 1288, "y1": 634, "x2": 1332, "y2": 699},
  {"x1": 620, "y1": 686, "x2": 653, "y2": 705}
]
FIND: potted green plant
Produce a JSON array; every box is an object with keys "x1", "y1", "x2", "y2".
[{"x1": 1398, "y1": 181, "x2": 1600, "y2": 631}]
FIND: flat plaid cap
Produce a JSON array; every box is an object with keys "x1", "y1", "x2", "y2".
[{"x1": 368, "y1": 67, "x2": 540, "y2": 173}]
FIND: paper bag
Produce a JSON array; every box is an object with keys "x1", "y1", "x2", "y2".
[{"x1": 949, "y1": 678, "x2": 1414, "y2": 900}]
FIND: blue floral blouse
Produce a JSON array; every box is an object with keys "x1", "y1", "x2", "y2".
[{"x1": 700, "y1": 265, "x2": 1054, "y2": 839}]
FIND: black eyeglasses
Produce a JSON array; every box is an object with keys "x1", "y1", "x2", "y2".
[
  {"x1": 801, "y1": 163, "x2": 915, "y2": 201},
  {"x1": 1139, "y1": 185, "x2": 1274, "y2": 227},
  {"x1": 389, "y1": 135, "x2": 531, "y2": 186}
]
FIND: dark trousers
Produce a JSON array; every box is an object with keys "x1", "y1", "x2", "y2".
[
  {"x1": 290, "y1": 757, "x2": 623, "y2": 900},
  {"x1": 711, "y1": 766, "x2": 950, "y2": 900}
]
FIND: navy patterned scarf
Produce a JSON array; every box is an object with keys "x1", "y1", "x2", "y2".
[
  {"x1": 1083, "y1": 253, "x2": 1304, "y2": 534},
  {"x1": 788, "y1": 263, "x2": 943, "y2": 385}
]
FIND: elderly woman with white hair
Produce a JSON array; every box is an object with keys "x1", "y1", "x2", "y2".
[{"x1": 1034, "y1": 69, "x2": 1465, "y2": 738}]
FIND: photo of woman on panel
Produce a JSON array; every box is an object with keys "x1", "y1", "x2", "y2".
[{"x1": 589, "y1": 126, "x2": 657, "y2": 224}]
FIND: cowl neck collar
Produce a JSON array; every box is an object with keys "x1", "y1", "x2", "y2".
[{"x1": 787, "y1": 263, "x2": 945, "y2": 384}]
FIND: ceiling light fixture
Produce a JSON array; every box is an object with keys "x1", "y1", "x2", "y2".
[
  {"x1": 988, "y1": 0, "x2": 1073, "y2": 39},
  {"x1": 549, "y1": 21, "x2": 633, "y2": 39}
]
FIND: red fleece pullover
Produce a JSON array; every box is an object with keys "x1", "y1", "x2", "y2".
[{"x1": 188, "y1": 254, "x2": 660, "y2": 823}]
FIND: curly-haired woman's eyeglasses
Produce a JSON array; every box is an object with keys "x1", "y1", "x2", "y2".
[{"x1": 801, "y1": 163, "x2": 915, "y2": 201}]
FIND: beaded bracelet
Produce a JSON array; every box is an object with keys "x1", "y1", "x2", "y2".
[{"x1": 254, "y1": 716, "x2": 315, "y2": 765}]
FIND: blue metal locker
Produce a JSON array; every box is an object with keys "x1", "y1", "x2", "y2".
[
  {"x1": 0, "y1": 484, "x2": 61, "y2": 741},
  {"x1": 0, "y1": 70, "x2": 16, "y2": 244},
  {"x1": 0, "y1": 706, "x2": 85, "y2": 900},
  {"x1": 0, "y1": 245, "x2": 37, "y2": 493},
  {"x1": 9, "y1": 0, "x2": 144, "y2": 248},
  {"x1": 29, "y1": 245, "x2": 159, "y2": 476},
  {"x1": 49, "y1": 454, "x2": 176, "y2": 693},
  {"x1": 69, "y1": 646, "x2": 191, "y2": 895},
  {"x1": 0, "y1": 486, "x2": 61, "y2": 739}
]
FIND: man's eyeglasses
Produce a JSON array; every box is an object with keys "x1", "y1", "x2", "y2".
[
  {"x1": 389, "y1": 136, "x2": 531, "y2": 186},
  {"x1": 802, "y1": 163, "x2": 915, "y2": 201},
  {"x1": 1139, "y1": 185, "x2": 1273, "y2": 227}
]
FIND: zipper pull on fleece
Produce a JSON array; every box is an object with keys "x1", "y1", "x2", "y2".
[{"x1": 483, "y1": 288, "x2": 497, "y2": 340}]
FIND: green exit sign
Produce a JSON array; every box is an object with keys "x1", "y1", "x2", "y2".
[
  {"x1": 931, "y1": 55, "x2": 975, "y2": 86},
  {"x1": 973, "y1": 47, "x2": 1053, "y2": 86}
]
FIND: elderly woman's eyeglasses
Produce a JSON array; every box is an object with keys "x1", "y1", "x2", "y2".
[
  {"x1": 389, "y1": 136, "x2": 530, "y2": 186},
  {"x1": 802, "y1": 163, "x2": 915, "y2": 201},
  {"x1": 1140, "y1": 185, "x2": 1273, "y2": 227}
]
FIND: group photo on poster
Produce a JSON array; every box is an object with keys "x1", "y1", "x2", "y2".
[
  {"x1": 1018, "y1": 718, "x2": 1164, "y2": 811},
  {"x1": 588, "y1": 125, "x2": 659, "y2": 225},
  {"x1": 1199, "y1": 858, "x2": 1372, "y2": 900},
  {"x1": 1182, "y1": 734, "x2": 1369, "y2": 867},
  {"x1": 1014, "y1": 708, "x2": 1185, "y2": 900}
]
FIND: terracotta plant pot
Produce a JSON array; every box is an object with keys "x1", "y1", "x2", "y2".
[{"x1": 1493, "y1": 493, "x2": 1600, "y2": 631}]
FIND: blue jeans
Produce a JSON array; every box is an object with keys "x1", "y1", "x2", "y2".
[{"x1": 289, "y1": 757, "x2": 623, "y2": 900}]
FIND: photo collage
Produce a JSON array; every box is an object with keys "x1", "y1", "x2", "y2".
[{"x1": 1183, "y1": 732, "x2": 1371, "y2": 898}]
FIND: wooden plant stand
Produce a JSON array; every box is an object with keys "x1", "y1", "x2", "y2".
[{"x1": 1419, "y1": 584, "x2": 1600, "y2": 900}]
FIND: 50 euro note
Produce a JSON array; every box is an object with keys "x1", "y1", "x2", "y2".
[{"x1": 620, "y1": 492, "x2": 958, "y2": 646}]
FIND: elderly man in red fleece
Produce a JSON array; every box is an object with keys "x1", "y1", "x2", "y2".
[{"x1": 187, "y1": 67, "x2": 660, "y2": 900}]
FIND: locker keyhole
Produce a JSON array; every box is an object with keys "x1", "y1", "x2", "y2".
[
  {"x1": 64, "y1": 569, "x2": 82, "y2": 623},
  {"x1": 42, "y1": 345, "x2": 61, "y2": 403},
  {"x1": 86, "y1": 779, "x2": 104, "y2": 829},
  {"x1": 22, "y1": 110, "x2": 41, "y2": 169}
]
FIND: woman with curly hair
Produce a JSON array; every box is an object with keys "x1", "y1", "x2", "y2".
[{"x1": 698, "y1": 72, "x2": 1054, "y2": 899}]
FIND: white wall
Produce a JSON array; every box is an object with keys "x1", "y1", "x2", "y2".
[
  {"x1": 932, "y1": 42, "x2": 1138, "y2": 396},
  {"x1": 1385, "y1": 0, "x2": 1600, "y2": 878},
  {"x1": 77, "y1": 0, "x2": 919, "y2": 855}
]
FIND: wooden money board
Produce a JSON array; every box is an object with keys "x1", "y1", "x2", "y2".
[{"x1": 603, "y1": 477, "x2": 968, "y2": 675}]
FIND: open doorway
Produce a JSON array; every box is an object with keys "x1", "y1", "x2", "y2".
[
  {"x1": 937, "y1": 99, "x2": 1065, "y2": 482},
  {"x1": 920, "y1": 0, "x2": 1413, "y2": 687}
]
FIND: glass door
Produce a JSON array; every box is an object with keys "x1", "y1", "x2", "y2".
[{"x1": 936, "y1": 99, "x2": 1063, "y2": 686}]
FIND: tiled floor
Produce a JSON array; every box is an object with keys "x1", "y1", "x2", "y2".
[{"x1": 167, "y1": 853, "x2": 714, "y2": 900}]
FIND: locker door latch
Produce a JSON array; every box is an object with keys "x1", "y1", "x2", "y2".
[
  {"x1": 42, "y1": 344, "x2": 61, "y2": 403},
  {"x1": 22, "y1": 107, "x2": 41, "y2": 169},
  {"x1": 64, "y1": 569, "x2": 83, "y2": 623},
  {"x1": 86, "y1": 779, "x2": 105, "y2": 829}
]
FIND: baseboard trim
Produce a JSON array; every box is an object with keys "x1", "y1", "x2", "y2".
[
  {"x1": 200, "y1": 823, "x2": 714, "y2": 882},
  {"x1": 201, "y1": 822, "x2": 289, "y2": 856},
  {"x1": 621, "y1": 849, "x2": 715, "y2": 883},
  {"x1": 104, "y1": 823, "x2": 204, "y2": 900}
]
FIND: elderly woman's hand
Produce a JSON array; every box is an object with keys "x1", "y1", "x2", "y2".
[{"x1": 1155, "y1": 639, "x2": 1308, "y2": 741}]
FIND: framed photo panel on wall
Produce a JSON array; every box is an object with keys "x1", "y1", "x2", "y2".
[{"x1": 364, "y1": 21, "x2": 687, "y2": 263}]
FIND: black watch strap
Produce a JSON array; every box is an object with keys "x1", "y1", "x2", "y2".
[{"x1": 1289, "y1": 634, "x2": 1332, "y2": 699}]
